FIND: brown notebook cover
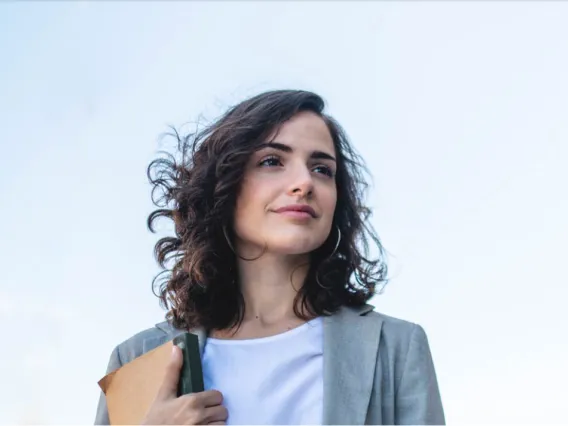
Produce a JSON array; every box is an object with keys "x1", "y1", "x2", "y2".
[
  {"x1": 98, "y1": 333, "x2": 204, "y2": 425},
  {"x1": 99, "y1": 340, "x2": 174, "y2": 425}
]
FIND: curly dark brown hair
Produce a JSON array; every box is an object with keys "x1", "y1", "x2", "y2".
[{"x1": 147, "y1": 89, "x2": 388, "y2": 332}]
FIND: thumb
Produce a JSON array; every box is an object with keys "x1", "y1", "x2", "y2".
[{"x1": 156, "y1": 344, "x2": 183, "y2": 401}]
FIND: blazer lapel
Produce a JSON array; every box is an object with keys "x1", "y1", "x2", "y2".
[
  {"x1": 322, "y1": 304, "x2": 383, "y2": 425},
  {"x1": 152, "y1": 320, "x2": 207, "y2": 356}
]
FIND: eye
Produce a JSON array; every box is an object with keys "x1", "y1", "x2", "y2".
[
  {"x1": 313, "y1": 165, "x2": 335, "y2": 178},
  {"x1": 258, "y1": 155, "x2": 282, "y2": 167}
]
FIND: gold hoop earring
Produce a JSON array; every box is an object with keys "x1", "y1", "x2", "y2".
[
  {"x1": 329, "y1": 225, "x2": 341, "y2": 259},
  {"x1": 223, "y1": 225, "x2": 237, "y2": 254},
  {"x1": 315, "y1": 225, "x2": 341, "y2": 291},
  {"x1": 222, "y1": 225, "x2": 267, "y2": 261}
]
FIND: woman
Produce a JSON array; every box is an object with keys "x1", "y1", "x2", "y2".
[{"x1": 94, "y1": 90, "x2": 445, "y2": 425}]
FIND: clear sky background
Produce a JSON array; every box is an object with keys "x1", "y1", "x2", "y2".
[{"x1": 1, "y1": 1, "x2": 567, "y2": 424}]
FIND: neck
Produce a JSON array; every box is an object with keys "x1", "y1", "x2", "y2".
[{"x1": 236, "y1": 252, "x2": 311, "y2": 325}]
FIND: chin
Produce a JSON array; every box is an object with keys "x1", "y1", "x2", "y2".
[{"x1": 267, "y1": 233, "x2": 326, "y2": 255}]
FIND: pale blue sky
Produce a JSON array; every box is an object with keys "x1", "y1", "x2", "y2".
[{"x1": 1, "y1": 2, "x2": 567, "y2": 424}]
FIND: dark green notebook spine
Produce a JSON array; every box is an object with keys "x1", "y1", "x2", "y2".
[{"x1": 173, "y1": 332, "x2": 204, "y2": 396}]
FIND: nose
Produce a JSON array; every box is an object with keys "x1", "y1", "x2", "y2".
[{"x1": 287, "y1": 164, "x2": 314, "y2": 198}]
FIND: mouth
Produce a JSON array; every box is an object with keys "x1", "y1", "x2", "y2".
[{"x1": 273, "y1": 204, "x2": 317, "y2": 219}]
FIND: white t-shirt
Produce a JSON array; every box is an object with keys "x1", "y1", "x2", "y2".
[{"x1": 202, "y1": 317, "x2": 324, "y2": 425}]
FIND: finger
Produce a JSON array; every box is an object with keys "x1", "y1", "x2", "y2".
[
  {"x1": 203, "y1": 405, "x2": 228, "y2": 424},
  {"x1": 156, "y1": 344, "x2": 183, "y2": 401},
  {"x1": 185, "y1": 389, "x2": 223, "y2": 407},
  {"x1": 208, "y1": 422, "x2": 226, "y2": 425}
]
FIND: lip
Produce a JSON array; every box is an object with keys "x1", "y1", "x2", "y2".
[{"x1": 273, "y1": 204, "x2": 317, "y2": 218}]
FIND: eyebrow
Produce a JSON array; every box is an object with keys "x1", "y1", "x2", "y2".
[{"x1": 257, "y1": 141, "x2": 336, "y2": 162}]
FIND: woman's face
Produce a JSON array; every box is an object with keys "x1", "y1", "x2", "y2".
[{"x1": 233, "y1": 111, "x2": 338, "y2": 257}]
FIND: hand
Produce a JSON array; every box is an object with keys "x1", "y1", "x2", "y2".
[{"x1": 141, "y1": 345, "x2": 228, "y2": 425}]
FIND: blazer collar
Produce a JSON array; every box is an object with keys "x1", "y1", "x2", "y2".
[
  {"x1": 154, "y1": 318, "x2": 207, "y2": 355},
  {"x1": 153, "y1": 303, "x2": 381, "y2": 425},
  {"x1": 322, "y1": 303, "x2": 382, "y2": 425}
]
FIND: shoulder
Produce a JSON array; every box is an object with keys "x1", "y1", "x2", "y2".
[
  {"x1": 370, "y1": 308, "x2": 429, "y2": 345},
  {"x1": 341, "y1": 303, "x2": 423, "y2": 339},
  {"x1": 341, "y1": 304, "x2": 430, "y2": 360},
  {"x1": 367, "y1": 309, "x2": 424, "y2": 340},
  {"x1": 112, "y1": 320, "x2": 176, "y2": 366},
  {"x1": 361, "y1": 309, "x2": 433, "y2": 377}
]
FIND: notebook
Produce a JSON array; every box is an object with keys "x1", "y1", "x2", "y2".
[{"x1": 98, "y1": 332, "x2": 203, "y2": 425}]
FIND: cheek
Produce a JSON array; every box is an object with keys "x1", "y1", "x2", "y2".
[
  {"x1": 322, "y1": 185, "x2": 338, "y2": 218},
  {"x1": 233, "y1": 177, "x2": 269, "y2": 231}
]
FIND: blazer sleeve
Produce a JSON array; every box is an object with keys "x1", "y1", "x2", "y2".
[
  {"x1": 94, "y1": 346, "x2": 123, "y2": 425},
  {"x1": 395, "y1": 324, "x2": 445, "y2": 425}
]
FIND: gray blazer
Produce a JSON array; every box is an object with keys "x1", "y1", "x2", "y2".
[{"x1": 94, "y1": 304, "x2": 445, "y2": 425}]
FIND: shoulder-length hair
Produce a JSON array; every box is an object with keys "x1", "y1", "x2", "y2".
[{"x1": 147, "y1": 90, "x2": 388, "y2": 331}]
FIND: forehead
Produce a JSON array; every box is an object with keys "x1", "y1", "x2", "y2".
[{"x1": 270, "y1": 111, "x2": 335, "y2": 154}]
